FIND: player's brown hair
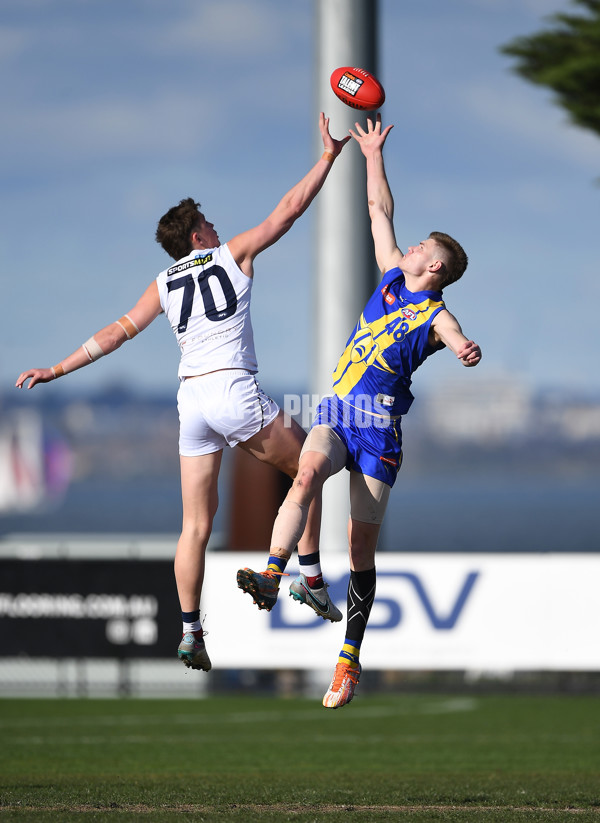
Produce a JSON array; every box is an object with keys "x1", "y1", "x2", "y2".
[
  {"x1": 429, "y1": 231, "x2": 468, "y2": 287},
  {"x1": 155, "y1": 198, "x2": 203, "y2": 261}
]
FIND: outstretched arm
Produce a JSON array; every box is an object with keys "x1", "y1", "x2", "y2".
[
  {"x1": 228, "y1": 112, "x2": 351, "y2": 277},
  {"x1": 15, "y1": 281, "x2": 163, "y2": 389},
  {"x1": 350, "y1": 114, "x2": 401, "y2": 275},
  {"x1": 430, "y1": 308, "x2": 482, "y2": 367}
]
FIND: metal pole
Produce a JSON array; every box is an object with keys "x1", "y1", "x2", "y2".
[{"x1": 314, "y1": 0, "x2": 380, "y2": 551}]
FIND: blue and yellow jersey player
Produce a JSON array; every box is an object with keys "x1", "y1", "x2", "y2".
[
  {"x1": 320, "y1": 253, "x2": 449, "y2": 487},
  {"x1": 237, "y1": 115, "x2": 482, "y2": 708}
]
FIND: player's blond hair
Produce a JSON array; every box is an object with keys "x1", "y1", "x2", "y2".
[
  {"x1": 429, "y1": 231, "x2": 468, "y2": 287},
  {"x1": 156, "y1": 198, "x2": 203, "y2": 261}
]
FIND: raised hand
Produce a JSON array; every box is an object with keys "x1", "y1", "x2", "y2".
[
  {"x1": 319, "y1": 112, "x2": 351, "y2": 158},
  {"x1": 350, "y1": 113, "x2": 394, "y2": 157}
]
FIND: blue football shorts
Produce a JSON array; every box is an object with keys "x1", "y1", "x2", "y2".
[{"x1": 312, "y1": 394, "x2": 403, "y2": 487}]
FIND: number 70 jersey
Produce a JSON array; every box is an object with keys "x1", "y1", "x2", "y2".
[{"x1": 156, "y1": 244, "x2": 258, "y2": 379}]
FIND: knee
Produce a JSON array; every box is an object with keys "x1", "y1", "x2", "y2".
[
  {"x1": 293, "y1": 462, "x2": 326, "y2": 498},
  {"x1": 181, "y1": 511, "x2": 215, "y2": 548}
]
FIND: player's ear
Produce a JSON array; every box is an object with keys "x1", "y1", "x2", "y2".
[
  {"x1": 190, "y1": 225, "x2": 201, "y2": 247},
  {"x1": 430, "y1": 259, "x2": 447, "y2": 287}
]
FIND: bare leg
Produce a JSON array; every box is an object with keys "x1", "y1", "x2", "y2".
[
  {"x1": 175, "y1": 451, "x2": 222, "y2": 612},
  {"x1": 239, "y1": 411, "x2": 327, "y2": 556},
  {"x1": 347, "y1": 517, "x2": 380, "y2": 572},
  {"x1": 236, "y1": 414, "x2": 336, "y2": 614}
]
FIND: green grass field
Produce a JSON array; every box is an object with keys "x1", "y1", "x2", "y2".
[{"x1": 0, "y1": 693, "x2": 598, "y2": 821}]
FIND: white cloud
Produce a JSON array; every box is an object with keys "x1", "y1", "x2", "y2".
[{"x1": 3, "y1": 92, "x2": 222, "y2": 171}]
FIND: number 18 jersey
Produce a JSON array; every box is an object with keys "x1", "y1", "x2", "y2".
[
  {"x1": 156, "y1": 244, "x2": 258, "y2": 379},
  {"x1": 332, "y1": 267, "x2": 446, "y2": 417}
]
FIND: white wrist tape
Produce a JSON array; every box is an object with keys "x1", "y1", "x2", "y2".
[{"x1": 82, "y1": 336, "x2": 105, "y2": 362}]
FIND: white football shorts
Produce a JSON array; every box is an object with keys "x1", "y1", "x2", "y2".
[{"x1": 177, "y1": 369, "x2": 279, "y2": 456}]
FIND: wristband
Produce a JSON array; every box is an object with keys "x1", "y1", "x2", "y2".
[
  {"x1": 322, "y1": 151, "x2": 335, "y2": 164},
  {"x1": 82, "y1": 336, "x2": 105, "y2": 362},
  {"x1": 51, "y1": 363, "x2": 65, "y2": 379},
  {"x1": 116, "y1": 314, "x2": 140, "y2": 339}
]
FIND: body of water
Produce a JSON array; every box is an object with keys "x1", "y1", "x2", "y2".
[{"x1": 1, "y1": 475, "x2": 598, "y2": 554}]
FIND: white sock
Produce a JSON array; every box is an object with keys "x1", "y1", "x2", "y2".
[{"x1": 183, "y1": 619, "x2": 203, "y2": 635}]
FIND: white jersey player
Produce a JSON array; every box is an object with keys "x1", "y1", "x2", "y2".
[
  {"x1": 157, "y1": 243, "x2": 258, "y2": 379},
  {"x1": 16, "y1": 112, "x2": 351, "y2": 673},
  {"x1": 157, "y1": 242, "x2": 276, "y2": 456}
]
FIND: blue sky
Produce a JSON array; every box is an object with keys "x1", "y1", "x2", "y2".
[{"x1": 2, "y1": 0, "x2": 599, "y2": 400}]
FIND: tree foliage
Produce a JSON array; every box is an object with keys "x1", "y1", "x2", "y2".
[{"x1": 501, "y1": 0, "x2": 600, "y2": 139}]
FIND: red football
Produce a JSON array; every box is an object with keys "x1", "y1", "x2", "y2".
[{"x1": 330, "y1": 66, "x2": 385, "y2": 111}]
